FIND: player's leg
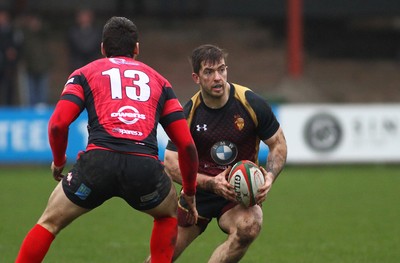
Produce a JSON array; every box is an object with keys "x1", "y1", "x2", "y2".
[
  {"x1": 172, "y1": 191, "x2": 218, "y2": 262},
  {"x1": 172, "y1": 224, "x2": 203, "y2": 261},
  {"x1": 142, "y1": 181, "x2": 178, "y2": 263},
  {"x1": 16, "y1": 181, "x2": 90, "y2": 263},
  {"x1": 142, "y1": 216, "x2": 203, "y2": 263},
  {"x1": 141, "y1": 184, "x2": 203, "y2": 263},
  {"x1": 143, "y1": 180, "x2": 178, "y2": 218},
  {"x1": 208, "y1": 204, "x2": 263, "y2": 263},
  {"x1": 37, "y1": 181, "x2": 91, "y2": 234},
  {"x1": 121, "y1": 155, "x2": 179, "y2": 263}
]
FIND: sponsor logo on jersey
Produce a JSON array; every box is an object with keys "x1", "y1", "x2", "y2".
[
  {"x1": 234, "y1": 115, "x2": 245, "y2": 131},
  {"x1": 210, "y1": 140, "x2": 238, "y2": 165},
  {"x1": 109, "y1": 57, "x2": 139, "y2": 66},
  {"x1": 111, "y1": 106, "x2": 146, "y2": 125},
  {"x1": 196, "y1": 124, "x2": 207, "y2": 131},
  {"x1": 112, "y1": 127, "x2": 143, "y2": 136}
]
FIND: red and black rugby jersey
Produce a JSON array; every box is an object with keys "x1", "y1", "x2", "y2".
[{"x1": 61, "y1": 57, "x2": 184, "y2": 156}]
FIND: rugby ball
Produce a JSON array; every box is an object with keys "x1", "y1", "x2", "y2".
[{"x1": 227, "y1": 160, "x2": 265, "y2": 207}]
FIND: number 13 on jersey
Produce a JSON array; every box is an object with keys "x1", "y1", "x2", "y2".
[{"x1": 102, "y1": 68, "x2": 151, "y2": 101}]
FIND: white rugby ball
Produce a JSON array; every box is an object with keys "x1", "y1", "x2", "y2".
[{"x1": 228, "y1": 160, "x2": 265, "y2": 207}]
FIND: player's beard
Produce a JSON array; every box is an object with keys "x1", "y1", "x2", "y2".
[
  {"x1": 200, "y1": 82, "x2": 229, "y2": 109},
  {"x1": 202, "y1": 86, "x2": 223, "y2": 100}
]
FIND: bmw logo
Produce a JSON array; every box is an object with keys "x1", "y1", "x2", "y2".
[{"x1": 210, "y1": 140, "x2": 238, "y2": 165}]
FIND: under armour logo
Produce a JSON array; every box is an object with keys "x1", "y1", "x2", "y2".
[{"x1": 196, "y1": 124, "x2": 207, "y2": 131}]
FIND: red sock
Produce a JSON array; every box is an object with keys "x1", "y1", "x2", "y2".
[
  {"x1": 15, "y1": 224, "x2": 55, "y2": 263},
  {"x1": 150, "y1": 217, "x2": 177, "y2": 263}
]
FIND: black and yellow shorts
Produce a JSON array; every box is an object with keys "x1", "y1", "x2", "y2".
[{"x1": 177, "y1": 189, "x2": 237, "y2": 233}]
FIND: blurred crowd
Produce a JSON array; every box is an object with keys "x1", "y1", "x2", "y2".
[{"x1": 0, "y1": 8, "x2": 102, "y2": 107}]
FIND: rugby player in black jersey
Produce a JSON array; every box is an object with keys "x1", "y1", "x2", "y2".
[{"x1": 146, "y1": 44, "x2": 287, "y2": 262}]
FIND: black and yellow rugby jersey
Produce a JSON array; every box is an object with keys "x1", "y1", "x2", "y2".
[{"x1": 168, "y1": 83, "x2": 279, "y2": 176}]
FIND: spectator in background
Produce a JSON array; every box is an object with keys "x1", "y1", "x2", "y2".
[
  {"x1": 21, "y1": 14, "x2": 52, "y2": 107},
  {"x1": 66, "y1": 9, "x2": 102, "y2": 71},
  {"x1": 0, "y1": 9, "x2": 22, "y2": 106}
]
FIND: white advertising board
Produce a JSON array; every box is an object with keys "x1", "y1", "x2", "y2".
[{"x1": 279, "y1": 104, "x2": 400, "y2": 164}]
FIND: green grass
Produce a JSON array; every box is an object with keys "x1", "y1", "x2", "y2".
[{"x1": 1, "y1": 165, "x2": 399, "y2": 262}]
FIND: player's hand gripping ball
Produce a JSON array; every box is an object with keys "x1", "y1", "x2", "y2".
[{"x1": 227, "y1": 160, "x2": 265, "y2": 207}]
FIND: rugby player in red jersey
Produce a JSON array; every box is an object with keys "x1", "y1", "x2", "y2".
[
  {"x1": 16, "y1": 16, "x2": 198, "y2": 263},
  {"x1": 145, "y1": 44, "x2": 287, "y2": 263}
]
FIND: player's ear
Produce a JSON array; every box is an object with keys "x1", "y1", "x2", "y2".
[
  {"x1": 192, "y1": 72, "x2": 200, "y2": 84},
  {"x1": 134, "y1": 42, "x2": 139, "y2": 55},
  {"x1": 101, "y1": 42, "x2": 106, "y2": 57}
]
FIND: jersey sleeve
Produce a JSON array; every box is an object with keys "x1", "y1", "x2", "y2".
[
  {"x1": 59, "y1": 73, "x2": 86, "y2": 110},
  {"x1": 164, "y1": 99, "x2": 193, "y2": 152},
  {"x1": 48, "y1": 73, "x2": 86, "y2": 166},
  {"x1": 159, "y1": 84, "x2": 185, "y2": 127},
  {"x1": 246, "y1": 91, "x2": 280, "y2": 140},
  {"x1": 48, "y1": 100, "x2": 82, "y2": 166}
]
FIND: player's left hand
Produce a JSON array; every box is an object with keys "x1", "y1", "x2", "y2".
[{"x1": 256, "y1": 166, "x2": 274, "y2": 205}]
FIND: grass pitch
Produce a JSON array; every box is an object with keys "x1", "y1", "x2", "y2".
[{"x1": 1, "y1": 164, "x2": 399, "y2": 263}]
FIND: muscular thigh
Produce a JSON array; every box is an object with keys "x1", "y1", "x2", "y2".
[{"x1": 38, "y1": 182, "x2": 90, "y2": 235}]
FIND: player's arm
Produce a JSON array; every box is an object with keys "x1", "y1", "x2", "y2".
[
  {"x1": 164, "y1": 118, "x2": 198, "y2": 196},
  {"x1": 256, "y1": 126, "x2": 287, "y2": 204},
  {"x1": 264, "y1": 126, "x2": 287, "y2": 181},
  {"x1": 48, "y1": 99, "x2": 81, "y2": 181},
  {"x1": 163, "y1": 149, "x2": 181, "y2": 183},
  {"x1": 164, "y1": 118, "x2": 199, "y2": 224}
]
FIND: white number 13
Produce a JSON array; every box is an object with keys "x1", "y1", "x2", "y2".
[{"x1": 102, "y1": 68, "x2": 150, "y2": 101}]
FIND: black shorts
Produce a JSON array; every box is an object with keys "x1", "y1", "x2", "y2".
[
  {"x1": 178, "y1": 189, "x2": 237, "y2": 232},
  {"x1": 62, "y1": 150, "x2": 171, "y2": 210}
]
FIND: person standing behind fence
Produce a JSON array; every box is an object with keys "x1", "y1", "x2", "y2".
[
  {"x1": 20, "y1": 14, "x2": 52, "y2": 107},
  {"x1": 66, "y1": 9, "x2": 102, "y2": 72},
  {"x1": 0, "y1": 9, "x2": 22, "y2": 106}
]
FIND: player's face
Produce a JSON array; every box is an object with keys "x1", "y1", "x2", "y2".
[{"x1": 193, "y1": 59, "x2": 228, "y2": 99}]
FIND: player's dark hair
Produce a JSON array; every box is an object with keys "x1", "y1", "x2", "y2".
[
  {"x1": 102, "y1": 16, "x2": 138, "y2": 58},
  {"x1": 190, "y1": 44, "x2": 228, "y2": 74}
]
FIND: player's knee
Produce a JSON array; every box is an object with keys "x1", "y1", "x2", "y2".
[
  {"x1": 236, "y1": 217, "x2": 262, "y2": 246},
  {"x1": 37, "y1": 212, "x2": 72, "y2": 236}
]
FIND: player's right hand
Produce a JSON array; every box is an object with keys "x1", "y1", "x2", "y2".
[
  {"x1": 212, "y1": 167, "x2": 237, "y2": 202},
  {"x1": 51, "y1": 156, "x2": 66, "y2": 181},
  {"x1": 181, "y1": 191, "x2": 198, "y2": 225}
]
